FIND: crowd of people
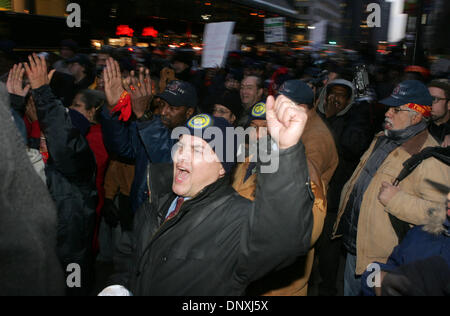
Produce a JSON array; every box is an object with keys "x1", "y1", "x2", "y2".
[{"x1": 0, "y1": 38, "x2": 449, "y2": 296}]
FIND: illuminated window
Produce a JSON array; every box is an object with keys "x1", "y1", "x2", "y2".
[{"x1": 0, "y1": 0, "x2": 11, "y2": 11}]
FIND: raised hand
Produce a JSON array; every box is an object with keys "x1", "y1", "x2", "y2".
[
  {"x1": 23, "y1": 53, "x2": 55, "y2": 90},
  {"x1": 125, "y1": 67, "x2": 153, "y2": 119},
  {"x1": 6, "y1": 63, "x2": 31, "y2": 97},
  {"x1": 266, "y1": 94, "x2": 308, "y2": 150},
  {"x1": 103, "y1": 57, "x2": 125, "y2": 108}
]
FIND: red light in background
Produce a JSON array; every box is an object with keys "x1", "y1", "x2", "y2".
[
  {"x1": 142, "y1": 27, "x2": 158, "y2": 38},
  {"x1": 116, "y1": 25, "x2": 134, "y2": 37},
  {"x1": 128, "y1": 47, "x2": 134, "y2": 52}
]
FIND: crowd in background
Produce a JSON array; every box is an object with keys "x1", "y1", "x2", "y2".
[{"x1": 0, "y1": 38, "x2": 449, "y2": 296}]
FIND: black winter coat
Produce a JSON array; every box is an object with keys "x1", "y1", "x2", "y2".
[
  {"x1": 110, "y1": 142, "x2": 314, "y2": 295},
  {"x1": 318, "y1": 103, "x2": 374, "y2": 213},
  {"x1": 32, "y1": 85, "x2": 97, "y2": 293}
]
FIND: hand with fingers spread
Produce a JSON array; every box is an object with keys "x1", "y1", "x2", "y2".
[
  {"x1": 23, "y1": 53, "x2": 55, "y2": 90},
  {"x1": 266, "y1": 94, "x2": 308, "y2": 150},
  {"x1": 125, "y1": 67, "x2": 153, "y2": 119},
  {"x1": 103, "y1": 57, "x2": 125, "y2": 108},
  {"x1": 7, "y1": 63, "x2": 31, "y2": 97}
]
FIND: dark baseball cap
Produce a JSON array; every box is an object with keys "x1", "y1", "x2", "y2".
[
  {"x1": 278, "y1": 80, "x2": 314, "y2": 107},
  {"x1": 380, "y1": 80, "x2": 433, "y2": 107},
  {"x1": 248, "y1": 102, "x2": 267, "y2": 122},
  {"x1": 157, "y1": 80, "x2": 197, "y2": 108}
]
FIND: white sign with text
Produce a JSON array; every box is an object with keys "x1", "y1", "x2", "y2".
[
  {"x1": 201, "y1": 22, "x2": 236, "y2": 68},
  {"x1": 264, "y1": 17, "x2": 286, "y2": 43}
]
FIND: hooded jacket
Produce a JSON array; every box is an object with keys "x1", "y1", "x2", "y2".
[
  {"x1": 109, "y1": 142, "x2": 314, "y2": 296},
  {"x1": 317, "y1": 79, "x2": 373, "y2": 213}
]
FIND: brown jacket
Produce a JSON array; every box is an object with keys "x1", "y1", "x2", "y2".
[
  {"x1": 333, "y1": 130, "x2": 449, "y2": 275},
  {"x1": 104, "y1": 160, "x2": 135, "y2": 199},
  {"x1": 233, "y1": 111, "x2": 338, "y2": 295}
]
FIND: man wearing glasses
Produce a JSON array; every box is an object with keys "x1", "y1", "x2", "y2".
[
  {"x1": 428, "y1": 79, "x2": 449, "y2": 147},
  {"x1": 333, "y1": 80, "x2": 450, "y2": 296}
]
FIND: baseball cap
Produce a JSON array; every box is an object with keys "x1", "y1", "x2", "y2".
[
  {"x1": 278, "y1": 80, "x2": 314, "y2": 107},
  {"x1": 157, "y1": 80, "x2": 197, "y2": 108},
  {"x1": 180, "y1": 114, "x2": 237, "y2": 173},
  {"x1": 380, "y1": 80, "x2": 433, "y2": 107},
  {"x1": 248, "y1": 102, "x2": 267, "y2": 122}
]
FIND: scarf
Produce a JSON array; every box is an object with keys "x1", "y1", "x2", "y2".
[{"x1": 340, "y1": 121, "x2": 428, "y2": 254}]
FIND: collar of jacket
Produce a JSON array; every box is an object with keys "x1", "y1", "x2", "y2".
[{"x1": 157, "y1": 175, "x2": 233, "y2": 219}]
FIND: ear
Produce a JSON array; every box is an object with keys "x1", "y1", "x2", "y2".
[
  {"x1": 230, "y1": 114, "x2": 236, "y2": 124},
  {"x1": 257, "y1": 88, "x2": 264, "y2": 99},
  {"x1": 412, "y1": 113, "x2": 423, "y2": 125},
  {"x1": 218, "y1": 165, "x2": 226, "y2": 178},
  {"x1": 186, "y1": 107, "x2": 194, "y2": 119}
]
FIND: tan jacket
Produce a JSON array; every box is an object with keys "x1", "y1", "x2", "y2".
[
  {"x1": 333, "y1": 130, "x2": 449, "y2": 275},
  {"x1": 232, "y1": 111, "x2": 339, "y2": 296},
  {"x1": 104, "y1": 160, "x2": 135, "y2": 199}
]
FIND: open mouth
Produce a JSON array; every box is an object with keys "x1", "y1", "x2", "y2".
[
  {"x1": 175, "y1": 165, "x2": 190, "y2": 184},
  {"x1": 384, "y1": 120, "x2": 393, "y2": 130}
]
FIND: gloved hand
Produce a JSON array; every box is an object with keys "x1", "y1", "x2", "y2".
[{"x1": 102, "y1": 199, "x2": 120, "y2": 228}]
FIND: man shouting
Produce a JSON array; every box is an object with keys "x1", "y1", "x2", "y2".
[{"x1": 101, "y1": 93, "x2": 315, "y2": 296}]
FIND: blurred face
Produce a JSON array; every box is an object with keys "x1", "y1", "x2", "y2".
[
  {"x1": 60, "y1": 47, "x2": 75, "y2": 59},
  {"x1": 68, "y1": 62, "x2": 85, "y2": 79},
  {"x1": 160, "y1": 99, "x2": 194, "y2": 129},
  {"x1": 97, "y1": 53, "x2": 110, "y2": 67},
  {"x1": 384, "y1": 105, "x2": 421, "y2": 132},
  {"x1": 249, "y1": 119, "x2": 268, "y2": 141},
  {"x1": 240, "y1": 76, "x2": 263, "y2": 110},
  {"x1": 325, "y1": 85, "x2": 350, "y2": 118},
  {"x1": 173, "y1": 61, "x2": 189, "y2": 74},
  {"x1": 429, "y1": 87, "x2": 449, "y2": 124},
  {"x1": 225, "y1": 76, "x2": 240, "y2": 91},
  {"x1": 70, "y1": 94, "x2": 95, "y2": 122},
  {"x1": 172, "y1": 135, "x2": 225, "y2": 197},
  {"x1": 213, "y1": 104, "x2": 236, "y2": 124},
  {"x1": 96, "y1": 74, "x2": 105, "y2": 92}
]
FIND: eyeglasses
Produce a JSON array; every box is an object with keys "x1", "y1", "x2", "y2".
[
  {"x1": 431, "y1": 96, "x2": 448, "y2": 104},
  {"x1": 391, "y1": 108, "x2": 412, "y2": 114}
]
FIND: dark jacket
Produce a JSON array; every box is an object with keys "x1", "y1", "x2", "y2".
[
  {"x1": 110, "y1": 142, "x2": 314, "y2": 296},
  {"x1": 361, "y1": 218, "x2": 450, "y2": 296},
  {"x1": 429, "y1": 121, "x2": 449, "y2": 145},
  {"x1": 0, "y1": 83, "x2": 65, "y2": 296},
  {"x1": 101, "y1": 108, "x2": 175, "y2": 212},
  {"x1": 317, "y1": 101, "x2": 373, "y2": 213},
  {"x1": 32, "y1": 85, "x2": 97, "y2": 293}
]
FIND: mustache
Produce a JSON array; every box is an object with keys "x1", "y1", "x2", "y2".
[{"x1": 384, "y1": 118, "x2": 393, "y2": 125}]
